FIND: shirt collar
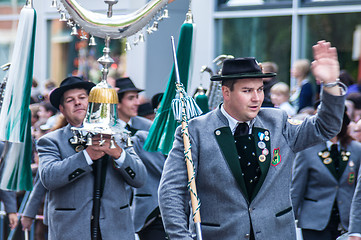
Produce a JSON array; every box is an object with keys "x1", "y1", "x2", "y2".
[
  {"x1": 220, "y1": 104, "x2": 254, "y2": 134},
  {"x1": 117, "y1": 118, "x2": 133, "y2": 128},
  {"x1": 326, "y1": 140, "x2": 340, "y2": 151}
]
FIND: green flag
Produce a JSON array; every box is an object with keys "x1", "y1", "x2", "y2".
[
  {"x1": 144, "y1": 22, "x2": 194, "y2": 155},
  {"x1": 0, "y1": 5, "x2": 36, "y2": 191}
]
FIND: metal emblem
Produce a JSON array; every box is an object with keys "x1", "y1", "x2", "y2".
[
  {"x1": 215, "y1": 130, "x2": 221, "y2": 136},
  {"x1": 75, "y1": 145, "x2": 84, "y2": 152},
  {"x1": 323, "y1": 158, "x2": 332, "y2": 164},
  {"x1": 259, "y1": 155, "x2": 266, "y2": 162},
  {"x1": 258, "y1": 141, "x2": 266, "y2": 149},
  {"x1": 322, "y1": 151, "x2": 330, "y2": 158},
  {"x1": 262, "y1": 148, "x2": 269, "y2": 156}
]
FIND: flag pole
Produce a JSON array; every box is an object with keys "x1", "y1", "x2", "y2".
[{"x1": 171, "y1": 36, "x2": 202, "y2": 240}]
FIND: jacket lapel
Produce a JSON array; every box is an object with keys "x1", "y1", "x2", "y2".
[
  {"x1": 214, "y1": 127, "x2": 248, "y2": 201},
  {"x1": 339, "y1": 149, "x2": 351, "y2": 179},
  {"x1": 251, "y1": 127, "x2": 271, "y2": 201},
  {"x1": 318, "y1": 148, "x2": 337, "y2": 179}
]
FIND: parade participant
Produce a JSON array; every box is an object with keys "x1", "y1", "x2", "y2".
[
  {"x1": 116, "y1": 77, "x2": 167, "y2": 239},
  {"x1": 116, "y1": 77, "x2": 152, "y2": 132},
  {"x1": 158, "y1": 41, "x2": 346, "y2": 240},
  {"x1": 291, "y1": 108, "x2": 361, "y2": 240},
  {"x1": 0, "y1": 141, "x2": 18, "y2": 230},
  {"x1": 37, "y1": 76, "x2": 146, "y2": 240},
  {"x1": 21, "y1": 174, "x2": 48, "y2": 239},
  {"x1": 0, "y1": 189, "x2": 18, "y2": 230},
  {"x1": 348, "y1": 167, "x2": 361, "y2": 240}
]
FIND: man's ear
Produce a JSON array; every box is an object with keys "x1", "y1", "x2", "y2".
[
  {"x1": 58, "y1": 104, "x2": 64, "y2": 115},
  {"x1": 222, "y1": 85, "x2": 230, "y2": 100}
]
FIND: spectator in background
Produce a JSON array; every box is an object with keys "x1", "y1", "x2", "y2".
[
  {"x1": 261, "y1": 61, "x2": 279, "y2": 107},
  {"x1": 36, "y1": 102, "x2": 58, "y2": 131},
  {"x1": 31, "y1": 78, "x2": 42, "y2": 103},
  {"x1": 346, "y1": 92, "x2": 361, "y2": 123},
  {"x1": 270, "y1": 82, "x2": 296, "y2": 116},
  {"x1": 29, "y1": 104, "x2": 40, "y2": 128},
  {"x1": 339, "y1": 70, "x2": 356, "y2": 88},
  {"x1": 41, "y1": 80, "x2": 56, "y2": 102},
  {"x1": 290, "y1": 59, "x2": 315, "y2": 113}
]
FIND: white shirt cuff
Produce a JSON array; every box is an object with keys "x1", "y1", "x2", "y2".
[
  {"x1": 113, "y1": 149, "x2": 126, "y2": 167},
  {"x1": 83, "y1": 150, "x2": 93, "y2": 165}
]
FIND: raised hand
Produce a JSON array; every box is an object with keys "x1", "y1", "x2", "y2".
[{"x1": 311, "y1": 40, "x2": 340, "y2": 84}]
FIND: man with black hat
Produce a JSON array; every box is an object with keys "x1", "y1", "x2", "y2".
[
  {"x1": 116, "y1": 77, "x2": 167, "y2": 239},
  {"x1": 115, "y1": 77, "x2": 153, "y2": 132},
  {"x1": 37, "y1": 76, "x2": 146, "y2": 240},
  {"x1": 159, "y1": 40, "x2": 346, "y2": 240}
]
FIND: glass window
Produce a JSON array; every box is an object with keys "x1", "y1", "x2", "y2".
[
  {"x1": 217, "y1": 0, "x2": 292, "y2": 9},
  {"x1": 217, "y1": 16, "x2": 292, "y2": 84},
  {"x1": 303, "y1": 0, "x2": 361, "y2": 4},
  {"x1": 303, "y1": 12, "x2": 361, "y2": 83}
]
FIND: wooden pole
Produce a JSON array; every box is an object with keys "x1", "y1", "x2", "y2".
[
  {"x1": 179, "y1": 91, "x2": 201, "y2": 225},
  {"x1": 171, "y1": 36, "x2": 202, "y2": 239}
]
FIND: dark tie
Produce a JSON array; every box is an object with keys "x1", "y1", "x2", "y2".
[
  {"x1": 234, "y1": 122, "x2": 249, "y2": 137},
  {"x1": 330, "y1": 144, "x2": 339, "y2": 172},
  {"x1": 125, "y1": 124, "x2": 138, "y2": 137}
]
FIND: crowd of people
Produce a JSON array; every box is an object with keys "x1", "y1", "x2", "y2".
[{"x1": 0, "y1": 40, "x2": 361, "y2": 240}]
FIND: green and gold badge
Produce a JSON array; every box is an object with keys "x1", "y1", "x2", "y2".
[{"x1": 272, "y1": 148, "x2": 281, "y2": 166}]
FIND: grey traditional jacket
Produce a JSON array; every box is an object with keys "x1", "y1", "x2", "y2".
[
  {"x1": 131, "y1": 130, "x2": 165, "y2": 232},
  {"x1": 38, "y1": 124, "x2": 146, "y2": 240},
  {"x1": 0, "y1": 189, "x2": 17, "y2": 214},
  {"x1": 23, "y1": 175, "x2": 48, "y2": 225},
  {"x1": 348, "y1": 164, "x2": 361, "y2": 235},
  {"x1": 291, "y1": 141, "x2": 361, "y2": 231},
  {"x1": 158, "y1": 91, "x2": 345, "y2": 240}
]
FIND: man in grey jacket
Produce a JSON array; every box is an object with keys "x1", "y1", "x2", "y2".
[
  {"x1": 115, "y1": 77, "x2": 167, "y2": 239},
  {"x1": 37, "y1": 76, "x2": 146, "y2": 240},
  {"x1": 158, "y1": 41, "x2": 346, "y2": 240},
  {"x1": 347, "y1": 164, "x2": 361, "y2": 240}
]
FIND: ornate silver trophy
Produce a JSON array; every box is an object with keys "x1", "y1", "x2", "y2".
[{"x1": 53, "y1": 0, "x2": 172, "y2": 146}]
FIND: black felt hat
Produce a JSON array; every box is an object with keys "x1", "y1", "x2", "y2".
[
  {"x1": 210, "y1": 57, "x2": 276, "y2": 81},
  {"x1": 49, "y1": 76, "x2": 95, "y2": 109},
  {"x1": 151, "y1": 92, "x2": 164, "y2": 109},
  {"x1": 116, "y1": 77, "x2": 143, "y2": 94},
  {"x1": 138, "y1": 102, "x2": 155, "y2": 117}
]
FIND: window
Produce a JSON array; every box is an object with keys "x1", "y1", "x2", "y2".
[
  {"x1": 217, "y1": 16, "x2": 292, "y2": 84},
  {"x1": 303, "y1": 12, "x2": 361, "y2": 82}
]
